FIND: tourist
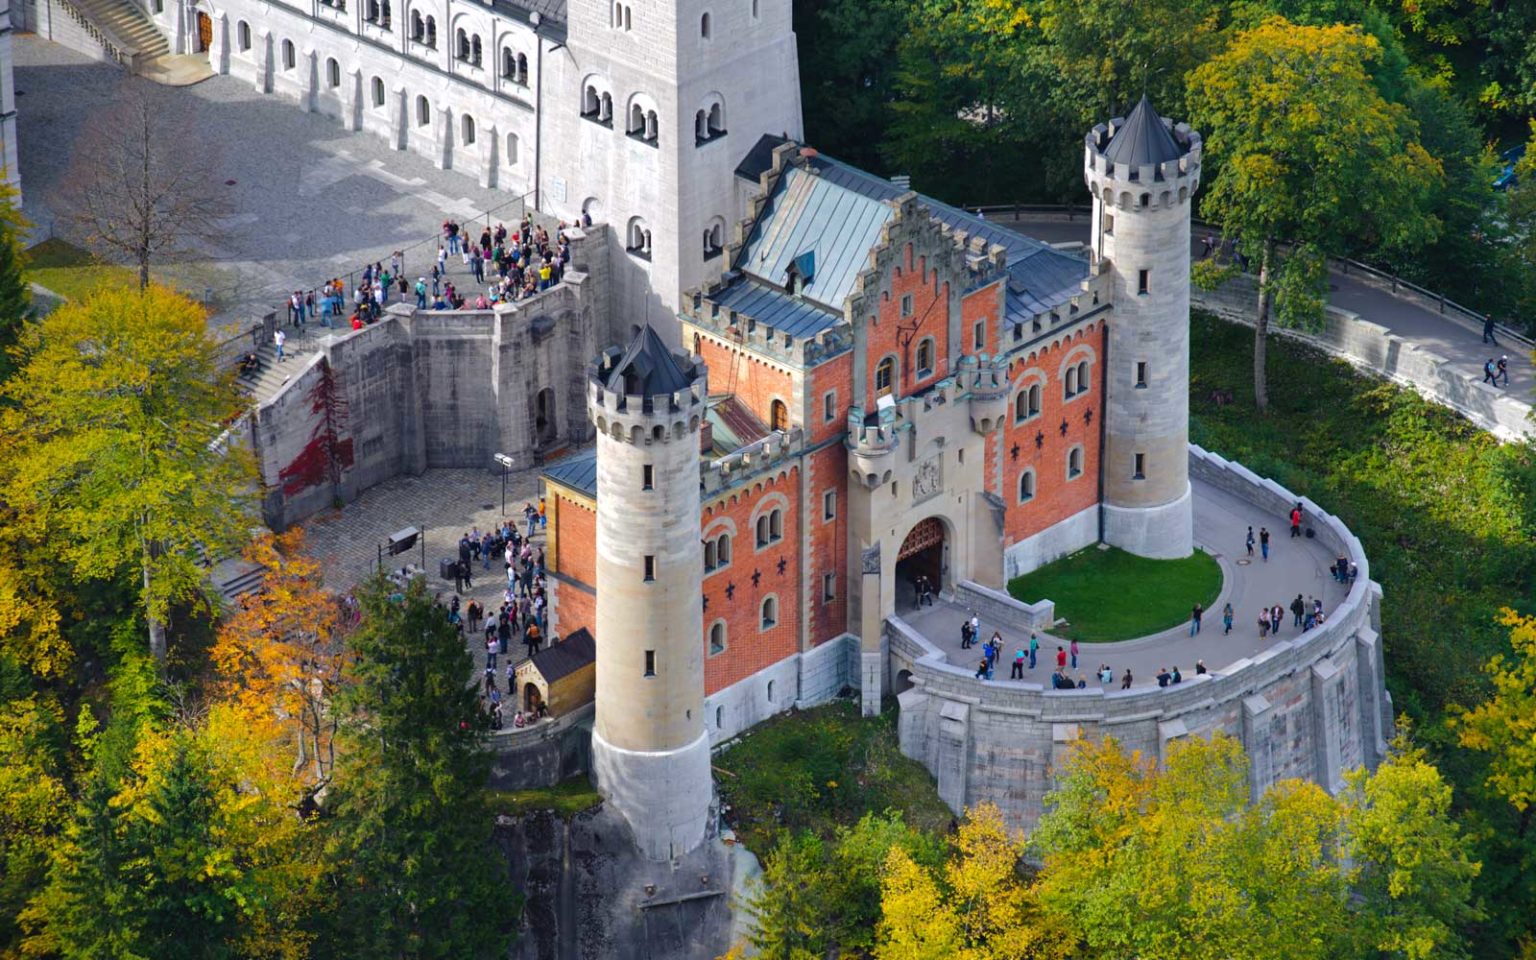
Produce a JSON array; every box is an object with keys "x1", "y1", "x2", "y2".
[
  {"x1": 1497, "y1": 355, "x2": 1510, "y2": 387},
  {"x1": 974, "y1": 656, "x2": 989, "y2": 680},
  {"x1": 1171, "y1": 665, "x2": 1183, "y2": 684},
  {"x1": 524, "y1": 621, "x2": 543, "y2": 658},
  {"x1": 960, "y1": 618, "x2": 973, "y2": 649},
  {"x1": 989, "y1": 632, "x2": 1003, "y2": 670},
  {"x1": 1483, "y1": 315, "x2": 1499, "y2": 345},
  {"x1": 1121, "y1": 668, "x2": 1133, "y2": 690},
  {"x1": 1271, "y1": 604, "x2": 1283, "y2": 635},
  {"x1": 1484, "y1": 357, "x2": 1498, "y2": 384},
  {"x1": 1076, "y1": 673, "x2": 1087, "y2": 689},
  {"x1": 981, "y1": 639, "x2": 994, "y2": 672},
  {"x1": 1290, "y1": 502, "x2": 1303, "y2": 538},
  {"x1": 969, "y1": 613, "x2": 980, "y2": 643},
  {"x1": 415, "y1": 277, "x2": 428, "y2": 309},
  {"x1": 1259, "y1": 526, "x2": 1270, "y2": 561},
  {"x1": 485, "y1": 632, "x2": 498, "y2": 670},
  {"x1": 1029, "y1": 633, "x2": 1039, "y2": 670},
  {"x1": 1069, "y1": 638, "x2": 1079, "y2": 669},
  {"x1": 1056, "y1": 645, "x2": 1067, "y2": 670},
  {"x1": 1195, "y1": 659, "x2": 1207, "y2": 675},
  {"x1": 274, "y1": 327, "x2": 286, "y2": 362},
  {"x1": 1098, "y1": 663, "x2": 1113, "y2": 684},
  {"x1": 1258, "y1": 610, "x2": 1270, "y2": 638},
  {"x1": 1011, "y1": 648, "x2": 1025, "y2": 679},
  {"x1": 1246, "y1": 525, "x2": 1255, "y2": 556},
  {"x1": 1221, "y1": 602, "x2": 1233, "y2": 634},
  {"x1": 1291, "y1": 594, "x2": 1305, "y2": 628},
  {"x1": 1190, "y1": 603, "x2": 1203, "y2": 636},
  {"x1": 1157, "y1": 666, "x2": 1171, "y2": 688}
]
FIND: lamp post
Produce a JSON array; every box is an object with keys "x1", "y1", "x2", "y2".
[{"x1": 494, "y1": 453, "x2": 515, "y2": 516}]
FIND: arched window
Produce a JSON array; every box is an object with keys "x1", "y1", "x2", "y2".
[
  {"x1": 770, "y1": 399, "x2": 788, "y2": 432},
  {"x1": 456, "y1": 28, "x2": 469, "y2": 61},
  {"x1": 709, "y1": 621, "x2": 726, "y2": 655},
  {"x1": 751, "y1": 0, "x2": 759, "y2": 17},
  {"x1": 471, "y1": 35, "x2": 482, "y2": 66},
  {"x1": 425, "y1": 15, "x2": 436, "y2": 47},
  {"x1": 517, "y1": 53, "x2": 528, "y2": 83},
  {"x1": 624, "y1": 5, "x2": 631, "y2": 29},
  {"x1": 366, "y1": 0, "x2": 378, "y2": 21},
  {"x1": 1064, "y1": 366, "x2": 1078, "y2": 398},
  {"x1": 1015, "y1": 382, "x2": 1040, "y2": 422},
  {"x1": 756, "y1": 515, "x2": 769, "y2": 546},
  {"x1": 1076, "y1": 360, "x2": 1089, "y2": 394},
  {"x1": 410, "y1": 10, "x2": 423, "y2": 40},
  {"x1": 505, "y1": 132, "x2": 518, "y2": 165},
  {"x1": 625, "y1": 217, "x2": 651, "y2": 257},
  {"x1": 717, "y1": 533, "x2": 731, "y2": 565},
  {"x1": 326, "y1": 57, "x2": 340, "y2": 87},
  {"x1": 700, "y1": 11, "x2": 711, "y2": 37},
  {"x1": 761, "y1": 596, "x2": 778, "y2": 629},
  {"x1": 1018, "y1": 468, "x2": 1035, "y2": 503},
  {"x1": 876, "y1": 356, "x2": 895, "y2": 396},
  {"x1": 600, "y1": 92, "x2": 613, "y2": 123},
  {"x1": 644, "y1": 110, "x2": 658, "y2": 143},
  {"x1": 704, "y1": 540, "x2": 716, "y2": 571},
  {"x1": 461, "y1": 114, "x2": 475, "y2": 144},
  {"x1": 628, "y1": 102, "x2": 644, "y2": 136},
  {"x1": 380, "y1": 0, "x2": 391, "y2": 26},
  {"x1": 371, "y1": 76, "x2": 385, "y2": 107},
  {"x1": 236, "y1": 20, "x2": 251, "y2": 50},
  {"x1": 708, "y1": 102, "x2": 723, "y2": 135},
  {"x1": 416, "y1": 95, "x2": 430, "y2": 127},
  {"x1": 281, "y1": 39, "x2": 295, "y2": 70},
  {"x1": 583, "y1": 85, "x2": 599, "y2": 116},
  {"x1": 915, "y1": 337, "x2": 934, "y2": 376},
  {"x1": 1067, "y1": 446, "x2": 1084, "y2": 479},
  {"x1": 770, "y1": 508, "x2": 783, "y2": 540},
  {"x1": 703, "y1": 219, "x2": 724, "y2": 258}
]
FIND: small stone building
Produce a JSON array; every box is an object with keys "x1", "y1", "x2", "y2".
[{"x1": 514, "y1": 628, "x2": 596, "y2": 716}]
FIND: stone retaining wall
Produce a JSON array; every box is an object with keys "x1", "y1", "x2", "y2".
[
  {"x1": 890, "y1": 444, "x2": 1392, "y2": 828},
  {"x1": 1195, "y1": 274, "x2": 1532, "y2": 441}
]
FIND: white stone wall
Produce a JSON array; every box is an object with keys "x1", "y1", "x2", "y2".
[
  {"x1": 1001, "y1": 502, "x2": 1098, "y2": 580},
  {"x1": 0, "y1": 4, "x2": 18, "y2": 201},
  {"x1": 702, "y1": 633, "x2": 858, "y2": 747}
]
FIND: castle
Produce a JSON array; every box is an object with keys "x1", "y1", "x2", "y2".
[{"x1": 138, "y1": 0, "x2": 1390, "y2": 864}]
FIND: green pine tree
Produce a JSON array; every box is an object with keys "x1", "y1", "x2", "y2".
[
  {"x1": 0, "y1": 185, "x2": 30, "y2": 382},
  {"x1": 316, "y1": 576, "x2": 513, "y2": 960}
]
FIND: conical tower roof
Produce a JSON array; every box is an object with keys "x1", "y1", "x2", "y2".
[
  {"x1": 604, "y1": 325, "x2": 694, "y2": 396},
  {"x1": 1103, "y1": 95, "x2": 1184, "y2": 167}
]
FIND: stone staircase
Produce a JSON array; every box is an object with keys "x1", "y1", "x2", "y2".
[
  {"x1": 56, "y1": 0, "x2": 169, "y2": 71},
  {"x1": 238, "y1": 336, "x2": 323, "y2": 405}
]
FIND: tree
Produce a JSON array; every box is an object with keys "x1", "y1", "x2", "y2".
[
  {"x1": 0, "y1": 183, "x2": 31, "y2": 383},
  {"x1": 316, "y1": 576, "x2": 511, "y2": 959},
  {"x1": 57, "y1": 82, "x2": 229, "y2": 291},
  {"x1": 1187, "y1": 17, "x2": 1443, "y2": 411},
  {"x1": 1454, "y1": 611, "x2": 1536, "y2": 837},
  {"x1": 792, "y1": 0, "x2": 907, "y2": 175},
  {"x1": 0, "y1": 694, "x2": 68, "y2": 958},
  {"x1": 0, "y1": 285, "x2": 254, "y2": 663},
  {"x1": 212, "y1": 530, "x2": 350, "y2": 807},
  {"x1": 876, "y1": 803, "x2": 1070, "y2": 960}
]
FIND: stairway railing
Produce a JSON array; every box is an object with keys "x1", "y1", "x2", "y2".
[{"x1": 52, "y1": 0, "x2": 143, "y2": 72}]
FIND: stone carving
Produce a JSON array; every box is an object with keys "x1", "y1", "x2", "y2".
[
  {"x1": 861, "y1": 543, "x2": 881, "y2": 575},
  {"x1": 913, "y1": 457, "x2": 942, "y2": 503}
]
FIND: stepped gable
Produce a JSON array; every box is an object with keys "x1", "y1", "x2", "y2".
[
  {"x1": 601, "y1": 326, "x2": 696, "y2": 396},
  {"x1": 1102, "y1": 95, "x2": 1186, "y2": 167}
]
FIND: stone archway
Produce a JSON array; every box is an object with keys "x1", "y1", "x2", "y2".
[
  {"x1": 533, "y1": 387, "x2": 557, "y2": 447},
  {"x1": 896, "y1": 516, "x2": 947, "y2": 602},
  {"x1": 523, "y1": 681, "x2": 544, "y2": 713}
]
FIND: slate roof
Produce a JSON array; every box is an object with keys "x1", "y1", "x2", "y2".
[
  {"x1": 603, "y1": 326, "x2": 695, "y2": 396},
  {"x1": 528, "y1": 628, "x2": 595, "y2": 683},
  {"x1": 543, "y1": 447, "x2": 597, "y2": 499},
  {"x1": 725, "y1": 137, "x2": 1089, "y2": 329},
  {"x1": 1103, "y1": 95, "x2": 1184, "y2": 168}
]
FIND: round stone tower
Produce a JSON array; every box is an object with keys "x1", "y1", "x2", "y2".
[
  {"x1": 586, "y1": 327, "x2": 713, "y2": 861},
  {"x1": 1083, "y1": 96, "x2": 1202, "y2": 559}
]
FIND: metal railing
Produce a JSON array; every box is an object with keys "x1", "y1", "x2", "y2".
[
  {"x1": 973, "y1": 203, "x2": 1535, "y2": 348},
  {"x1": 53, "y1": 0, "x2": 142, "y2": 71}
]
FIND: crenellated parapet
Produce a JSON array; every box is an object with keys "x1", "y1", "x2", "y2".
[
  {"x1": 680, "y1": 284, "x2": 855, "y2": 368},
  {"x1": 586, "y1": 346, "x2": 708, "y2": 444},
  {"x1": 1083, "y1": 114, "x2": 1202, "y2": 211},
  {"x1": 700, "y1": 427, "x2": 805, "y2": 495}
]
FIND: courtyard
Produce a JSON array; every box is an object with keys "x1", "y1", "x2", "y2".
[{"x1": 13, "y1": 35, "x2": 527, "y2": 326}]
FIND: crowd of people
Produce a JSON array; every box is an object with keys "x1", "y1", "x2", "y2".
[{"x1": 276, "y1": 211, "x2": 587, "y2": 336}]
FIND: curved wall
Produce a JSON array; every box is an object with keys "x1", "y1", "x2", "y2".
[{"x1": 891, "y1": 444, "x2": 1392, "y2": 828}]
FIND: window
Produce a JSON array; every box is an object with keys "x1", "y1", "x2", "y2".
[
  {"x1": 1068, "y1": 446, "x2": 1084, "y2": 479},
  {"x1": 771, "y1": 510, "x2": 782, "y2": 540},
  {"x1": 626, "y1": 217, "x2": 652, "y2": 259},
  {"x1": 973, "y1": 320, "x2": 985, "y2": 351},
  {"x1": 761, "y1": 596, "x2": 778, "y2": 629},
  {"x1": 876, "y1": 356, "x2": 895, "y2": 396},
  {"x1": 461, "y1": 114, "x2": 475, "y2": 144},
  {"x1": 281, "y1": 39, "x2": 295, "y2": 70},
  {"x1": 823, "y1": 489, "x2": 836, "y2": 521},
  {"x1": 643, "y1": 555, "x2": 655, "y2": 581},
  {"x1": 752, "y1": 0, "x2": 759, "y2": 17},
  {"x1": 456, "y1": 28, "x2": 469, "y2": 61},
  {"x1": 1018, "y1": 468, "x2": 1035, "y2": 503},
  {"x1": 704, "y1": 540, "x2": 716, "y2": 570},
  {"x1": 236, "y1": 20, "x2": 251, "y2": 50},
  {"x1": 823, "y1": 390, "x2": 836, "y2": 422},
  {"x1": 1065, "y1": 366, "x2": 1077, "y2": 398},
  {"x1": 644, "y1": 649, "x2": 656, "y2": 676},
  {"x1": 709, "y1": 621, "x2": 726, "y2": 655},
  {"x1": 642, "y1": 464, "x2": 653, "y2": 490},
  {"x1": 627, "y1": 102, "x2": 659, "y2": 144},
  {"x1": 371, "y1": 76, "x2": 386, "y2": 107},
  {"x1": 1076, "y1": 360, "x2": 1089, "y2": 394},
  {"x1": 505, "y1": 132, "x2": 519, "y2": 165},
  {"x1": 583, "y1": 86, "x2": 614, "y2": 124},
  {"x1": 716, "y1": 705, "x2": 724, "y2": 728},
  {"x1": 1134, "y1": 453, "x2": 1146, "y2": 480},
  {"x1": 1138, "y1": 269, "x2": 1150, "y2": 295},
  {"x1": 1102, "y1": 211, "x2": 1113, "y2": 235},
  {"x1": 756, "y1": 508, "x2": 783, "y2": 547},
  {"x1": 703, "y1": 221, "x2": 724, "y2": 259},
  {"x1": 326, "y1": 58, "x2": 340, "y2": 88},
  {"x1": 770, "y1": 399, "x2": 788, "y2": 432},
  {"x1": 823, "y1": 572, "x2": 836, "y2": 602},
  {"x1": 416, "y1": 95, "x2": 430, "y2": 127},
  {"x1": 700, "y1": 11, "x2": 711, "y2": 37},
  {"x1": 695, "y1": 100, "x2": 726, "y2": 144},
  {"x1": 425, "y1": 15, "x2": 436, "y2": 47},
  {"x1": 1015, "y1": 383, "x2": 1040, "y2": 423},
  {"x1": 767, "y1": 680, "x2": 775, "y2": 701},
  {"x1": 611, "y1": 1, "x2": 632, "y2": 29},
  {"x1": 1135, "y1": 361, "x2": 1148, "y2": 388},
  {"x1": 411, "y1": 10, "x2": 424, "y2": 40},
  {"x1": 900, "y1": 293, "x2": 913, "y2": 317},
  {"x1": 915, "y1": 337, "x2": 934, "y2": 377}
]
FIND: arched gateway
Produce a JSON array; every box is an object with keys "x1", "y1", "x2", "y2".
[{"x1": 896, "y1": 517, "x2": 946, "y2": 598}]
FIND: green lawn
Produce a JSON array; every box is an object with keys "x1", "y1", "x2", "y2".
[
  {"x1": 715, "y1": 699, "x2": 952, "y2": 852},
  {"x1": 1008, "y1": 544, "x2": 1222, "y2": 643},
  {"x1": 24, "y1": 238, "x2": 138, "y2": 304},
  {"x1": 484, "y1": 776, "x2": 602, "y2": 819}
]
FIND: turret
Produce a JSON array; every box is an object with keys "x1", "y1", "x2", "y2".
[
  {"x1": 586, "y1": 327, "x2": 713, "y2": 860},
  {"x1": 1084, "y1": 97, "x2": 1201, "y2": 559}
]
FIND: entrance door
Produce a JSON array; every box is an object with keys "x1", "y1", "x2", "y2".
[
  {"x1": 895, "y1": 517, "x2": 945, "y2": 606},
  {"x1": 534, "y1": 387, "x2": 557, "y2": 447},
  {"x1": 197, "y1": 11, "x2": 213, "y2": 52}
]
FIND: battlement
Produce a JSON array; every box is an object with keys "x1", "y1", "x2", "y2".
[
  {"x1": 585, "y1": 344, "x2": 707, "y2": 443},
  {"x1": 845, "y1": 355, "x2": 1011, "y2": 485},
  {"x1": 681, "y1": 284, "x2": 855, "y2": 368},
  {"x1": 701, "y1": 427, "x2": 805, "y2": 495},
  {"x1": 1083, "y1": 116, "x2": 1202, "y2": 210}
]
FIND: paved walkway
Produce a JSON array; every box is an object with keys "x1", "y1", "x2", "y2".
[
  {"x1": 994, "y1": 214, "x2": 1532, "y2": 399},
  {"x1": 897, "y1": 476, "x2": 1348, "y2": 689},
  {"x1": 14, "y1": 35, "x2": 527, "y2": 326}
]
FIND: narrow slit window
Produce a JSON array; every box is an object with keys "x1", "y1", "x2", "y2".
[{"x1": 644, "y1": 650, "x2": 656, "y2": 676}]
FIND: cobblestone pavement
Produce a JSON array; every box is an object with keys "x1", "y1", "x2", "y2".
[
  {"x1": 15, "y1": 35, "x2": 532, "y2": 326},
  {"x1": 299, "y1": 465, "x2": 554, "y2": 698}
]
